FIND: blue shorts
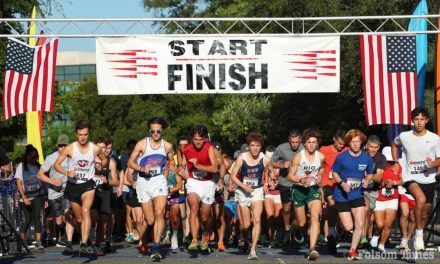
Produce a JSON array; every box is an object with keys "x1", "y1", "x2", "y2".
[{"x1": 224, "y1": 201, "x2": 238, "y2": 218}]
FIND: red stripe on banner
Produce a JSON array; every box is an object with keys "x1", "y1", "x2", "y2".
[
  {"x1": 287, "y1": 61, "x2": 317, "y2": 65},
  {"x1": 111, "y1": 67, "x2": 138, "y2": 71},
  {"x1": 313, "y1": 65, "x2": 336, "y2": 69},
  {"x1": 129, "y1": 57, "x2": 157, "y2": 60},
  {"x1": 406, "y1": 72, "x2": 412, "y2": 125},
  {"x1": 175, "y1": 58, "x2": 258, "y2": 61},
  {"x1": 50, "y1": 39, "x2": 58, "y2": 112},
  {"x1": 307, "y1": 58, "x2": 336, "y2": 61},
  {"x1": 41, "y1": 43, "x2": 50, "y2": 113},
  {"x1": 108, "y1": 60, "x2": 137, "y2": 63},
  {"x1": 137, "y1": 72, "x2": 158, "y2": 76},
  {"x1": 291, "y1": 69, "x2": 317, "y2": 72},
  {"x1": 295, "y1": 76, "x2": 317, "y2": 80},
  {"x1": 360, "y1": 36, "x2": 369, "y2": 125},
  {"x1": 134, "y1": 65, "x2": 158, "y2": 68},
  {"x1": 125, "y1": 49, "x2": 156, "y2": 53},
  {"x1": 305, "y1": 50, "x2": 336, "y2": 54},
  {"x1": 396, "y1": 73, "x2": 404, "y2": 124},
  {"x1": 284, "y1": 53, "x2": 317, "y2": 57},
  {"x1": 14, "y1": 74, "x2": 24, "y2": 116},
  {"x1": 388, "y1": 73, "x2": 395, "y2": 124},
  {"x1": 114, "y1": 75, "x2": 138, "y2": 78},
  {"x1": 377, "y1": 35, "x2": 386, "y2": 124},
  {"x1": 32, "y1": 46, "x2": 43, "y2": 112},
  {"x1": 368, "y1": 35, "x2": 377, "y2": 125},
  {"x1": 317, "y1": 73, "x2": 337, "y2": 76},
  {"x1": 104, "y1": 52, "x2": 137, "y2": 56}
]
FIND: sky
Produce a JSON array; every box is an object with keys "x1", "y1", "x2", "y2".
[{"x1": 48, "y1": 0, "x2": 155, "y2": 52}]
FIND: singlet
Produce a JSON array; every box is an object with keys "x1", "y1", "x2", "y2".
[
  {"x1": 377, "y1": 164, "x2": 401, "y2": 201},
  {"x1": 68, "y1": 142, "x2": 95, "y2": 184},
  {"x1": 238, "y1": 152, "x2": 265, "y2": 189},
  {"x1": 294, "y1": 149, "x2": 321, "y2": 187},
  {"x1": 320, "y1": 145, "x2": 348, "y2": 187},
  {"x1": 184, "y1": 142, "x2": 213, "y2": 181},
  {"x1": 137, "y1": 137, "x2": 167, "y2": 178}
]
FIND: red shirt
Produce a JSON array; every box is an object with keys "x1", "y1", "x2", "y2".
[
  {"x1": 183, "y1": 142, "x2": 213, "y2": 181},
  {"x1": 320, "y1": 145, "x2": 348, "y2": 187},
  {"x1": 378, "y1": 164, "x2": 401, "y2": 201}
]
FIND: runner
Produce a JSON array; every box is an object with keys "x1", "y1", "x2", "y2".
[
  {"x1": 230, "y1": 132, "x2": 273, "y2": 260},
  {"x1": 270, "y1": 129, "x2": 303, "y2": 246},
  {"x1": 331, "y1": 129, "x2": 374, "y2": 260},
  {"x1": 54, "y1": 120, "x2": 108, "y2": 256},
  {"x1": 175, "y1": 136, "x2": 191, "y2": 246},
  {"x1": 211, "y1": 141, "x2": 227, "y2": 252},
  {"x1": 287, "y1": 128, "x2": 325, "y2": 260},
  {"x1": 178, "y1": 125, "x2": 218, "y2": 254},
  {"x1": 319, "y1": 130, "x2": 347, "y2": 254},
  {"x1": 15, "y1": 145, "x2": 44, "y2": 250},
  {"x1": 363, "y1": 135, "x2": 387, "y2": 249},
  {"x1": 372, "y1": 146, "x2": 403, "y2": 252},
  {"x1": 391, "y1": 107, "x2": 440, "y2": 251},
  {"x1": 127, "y1": 117, "x2": 174, "y2": 261},
  {"x1": 166, "y1": 160, "x2": 183, "y2": 250},
  {"x1": 37, "y1": 134, "x2": 75, "y2": 255}
]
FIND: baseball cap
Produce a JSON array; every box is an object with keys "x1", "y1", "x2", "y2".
[{"x1": 57, "y1": 134, "x2": 69, "y2": 145}]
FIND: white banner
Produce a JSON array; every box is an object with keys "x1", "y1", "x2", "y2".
[{"x1": 96, "y1": 36, "x2": 340, "y2": 94}]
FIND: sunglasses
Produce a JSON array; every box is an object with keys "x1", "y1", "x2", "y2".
[
  {"x1": 57, "y1": 144, "x2": 67, "y2": 148},
  {"x1": 150, "y1": 129, "x2": 162, "y2": 135}
]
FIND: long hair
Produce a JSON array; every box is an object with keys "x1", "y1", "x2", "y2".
[{"x1": 22, "y1": 144, "x2": 40, "y2": 171}]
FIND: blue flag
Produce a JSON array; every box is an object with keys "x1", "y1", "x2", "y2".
[{"x1": 409, "y1": 0, "x2": 428, "y2": 106}]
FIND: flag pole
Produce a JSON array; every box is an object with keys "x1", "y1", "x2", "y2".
[{"x1": 26, "y1": 6, "x2": 44, "y2": 164}]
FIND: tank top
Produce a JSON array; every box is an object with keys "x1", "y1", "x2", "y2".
[
  {"x1": 137, "y1": 137, "x2": 167, "y2": 178},
  {"x1": 239, "y1": 152, "x2": 265, "y2": 189},
  {"x1": 69, "y1": 142, "x2": 95, "y2": 184},
  {"x1": 294, "y1": 149, "x2": 321, "y2": 187},
  {"x1": 378, "y1": 164, "x2": 401, "y2": 201},
  {"x1": 184, "y1": 142, "x2": 213, "y2": 181}
]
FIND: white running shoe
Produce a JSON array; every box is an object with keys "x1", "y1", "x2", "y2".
[
  {"x1": 171, "y1": 233, "x2": 179, "y2": 250},
  {"x1": 370, "y1": 236, "x2": 379, "y2": 248},
  {"x1": 414, "y1": 235, "x2": 425, "y2": 251}
]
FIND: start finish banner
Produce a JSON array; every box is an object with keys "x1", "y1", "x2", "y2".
[{"x1": 96, "y1": 36, "x2": 340, "y2": 95}]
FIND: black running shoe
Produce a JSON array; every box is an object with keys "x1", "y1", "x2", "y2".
[
  {"x1": 79, "y1": 243, "x2": 93, "y2": 256},
  {"x1": 103, "y1": 241, "x2": 112, "y2": 254},
  {"x1": 282, "y1": 230, "x2": 291, "y2": 247},
  {"x1": 327, "y1": 235, "x2": 337, "y2": 254},
  {"x1": 151, "y1": 248, "x2": 162, "y2": 262}
]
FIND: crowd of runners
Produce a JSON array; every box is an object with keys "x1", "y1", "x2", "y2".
[{"x1": 0, "y1": 106, "x2": 439, "y2": 262}]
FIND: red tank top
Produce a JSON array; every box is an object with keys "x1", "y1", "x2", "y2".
[
  {"x1": 377, "y1": 164, "x2": 401, "y2": 201},
  {"x1": 184, "y1": 142, "x2": 213, "y2": 181}
]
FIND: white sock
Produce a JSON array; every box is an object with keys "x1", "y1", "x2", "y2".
[
  {"x1": 416, "y1": 229, "x2": 423, "y2": 237},
  {"x1": 378, "y1": 244, "x2": 385, "y2": 250}
]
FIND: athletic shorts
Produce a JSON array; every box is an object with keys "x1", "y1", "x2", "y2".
[
  {"x1": 400, "y1": 194, "x2": 416, "y2": 210},
  {"x1": 127, "y1": 193, "x2": 141, "y2": 208},
  {"x1": 335, "y1": 197, "x2": 366, "y2": 213},
  {"x1": 323, "y1": 185, "x2": 334, "y2": 201},
  {"x1": 168, "y1": 192, "x2": 184, "y2": 207},
  {"x1": 110, "y1": 192, "x2": 124, "y2": 210},
  {"x1": 48, "y1": 196, "x2": 70, "y2": 218},
  {"x1": 186, "y1": 178, "x2": 216, "y2": 205},
  {"x1": 224, "y1": 201, "x2": 238, "y2": 218},
  {"x1": 136, "y1": 175, "x2": 168, "y2": 203},
  {"x1": 213, "y1": 186, "x2": 225, "y2": 205},
  {"x1": 92, "y1": 188, "x2": 112, "y2": 215},
  {"x1": 403, "y1": 181, "x2": 436, "y2": 204},
  {"x1": 364, "y1": 190, "x2": 379, "y2": 211},
  {"x1": 265, "y1": 193, "x2": 281, "y2": 204},
  {"x1": 235, "y1": 187, "x2": 264, "y2": 207},
  {"x1": 374, "y1": 199, "x2": 398, "y2": 211},
  {"x1": 278, "y1": 184, "x2": 292, "y2": 204},
  {"x1": 291, "y1": 185, "x2": 321, "y2": 207},
  {"x1": 64, "y1": 179, "x2": 96, "y2": 205}
]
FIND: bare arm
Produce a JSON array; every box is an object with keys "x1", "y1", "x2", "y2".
[
  {"x1": 287, "y1": 154, "x2": 302, "y2": 184},
  {"x1": 126, "y1": 167, "x2": 135, "y2": 187},
  {"x1": 54, "y1": 145, "x2": 73, "y2": 177},
  {"x1": 108, "y1": 159, "x2": 119, "y2": 187},
  {"x1": 128, "y1": 140, "x2": 146, "y2": 173},
  {"x1": 191, "y1": 146, "x2": 218, "y2": 173},
  {"x1": 230, "y1": 156, "x2": 246, "y2": 189}
]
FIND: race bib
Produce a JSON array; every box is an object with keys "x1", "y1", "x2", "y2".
[
  {"x1": 192, "y1": 169, "x2": 207, "y2": 179},
  {"x1": 25, "y1": 181, "x2": 41, "y2": 192},
  {"x1": 346, "y1": 177, "x2": 361, "y2": 189},
  {"x1": 149, "y1": 165, "x2": 162, "y2": 176},
  {"x1": 409, "y1": 161, "x2": 428, "y2": 175},
  {"x1": 381, "y1": 187, "x2": 395, "y2": 197},
  {"x1": 328, "y1": 170, "x2": 333, "y2": 179},
  {"x1": 74, "y1": 170, "x2": 90, "y2": 181},
  {"x1": 243, "y1": 177, "x2": 259, "y2": 187},
  {"x1": 93, "y1": 175, "x2": 103, "y2": 185}
]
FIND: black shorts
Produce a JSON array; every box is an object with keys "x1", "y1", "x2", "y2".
[
  {"x1": 110, "y1": 192, "x2": 124, "y2": 210},
  {"x1": 92, "y1": 188, "x2": 112, "y2": 215},
  {"x1": 213, "y1": 188, "x2": 225, "y2": 205},
  {"x1": 48, "y1": 196, "x2": 70, "y2": 218},
  {"x1": 404, "y1": 181, "x2": 436, "y2": 204},
  {"x1": 278, "y1": 184, "x2": 292, "y2": 204},
  {"x1": 334, "y1": 197, "x2": 366, "y2": 212},
  {"x1": 323, "y1": 185, "x2": 334, "y2": 201},
  {"x1": 126, "y1": 193, "x2": 141, "y2": 208},
  {"x1": 64, "y1": 179, "x2": 96, "y2": 205}
]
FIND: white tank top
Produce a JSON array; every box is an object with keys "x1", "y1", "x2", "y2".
[
  {"x1": 136, "y1": 137, "x2": 167, "y2": 179},
  {"x1": 294, "y1": 149, "x2": 321, "y2": 187},
  {"x1": 68, "y1": 142, "x2": 95, "y2": 184}
]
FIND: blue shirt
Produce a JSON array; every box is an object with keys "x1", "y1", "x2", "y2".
[{"x1": 331, "y1": 150, "x2": 374, "y2": 202}]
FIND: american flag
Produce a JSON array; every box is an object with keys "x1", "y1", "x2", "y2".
[
  {"x1": 2, "y1": 38, "x2": 58, "y2": 120},
  {"x1": 103, "y1": 49, "x2": 158, "y2": 78},
  {"x1": 360, "y1": 35, "x2": 417, "y2": 126}
]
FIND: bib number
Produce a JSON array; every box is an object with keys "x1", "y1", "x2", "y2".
[
  {"x1": 328, "y1": 170, "x2": 333, "y2": 179},
  {"x1": 243, "y1": 177, "x2": 258, "y2": 187},
  {"x1": 149, "y1": 165, "x2": 161, "y2": 176},
  {"x1": 381, "y1": 187, "x2": 395, "y2": 198},
  {"x1": 25, "y1": 182, "x2": 41, "y2": 192},
  {"x1": 409, "y1": 161, "x2": 427, "y2": 175},
  {"x1": 346, "y1": 178, "x2": 361, "y2": 189}
]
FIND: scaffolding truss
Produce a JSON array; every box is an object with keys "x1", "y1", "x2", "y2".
[{"x1": 0, "y1": 15, "x2": 440, "y2": 38}]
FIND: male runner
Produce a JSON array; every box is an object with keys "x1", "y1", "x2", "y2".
[
  {"x1": 54, "y1": 120, "x2": 107, "y2": 256},
  {"x1": 392, "y1": 107, "x2": 440, "y2": 251},
  {"x1": 128, "y1": 117, "x2": 174, "y2": 261}
]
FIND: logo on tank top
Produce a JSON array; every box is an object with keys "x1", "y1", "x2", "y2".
[
  {"x1": 358, "y1": 164, "x2": 367, "y2": 171},
  {"x1": 77, "y1": 160, "x2": 89, "y2": 167}
]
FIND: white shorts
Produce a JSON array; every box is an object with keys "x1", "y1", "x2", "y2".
[
  {"x1": 186, "y1": 178, "x2": 216, "y2": 205},
  {"x1": 265, "y1": 193, "x2": 281, "y2": 204},
  {"x1": 136, "y1": 175, "x2": 168, "y2": 203},
  {"x1": 374, "y1": 199, "x2": 399, "y2": 211},
  {"x1": 236, "y1": 187, "x2": 265, "y2": 207}
]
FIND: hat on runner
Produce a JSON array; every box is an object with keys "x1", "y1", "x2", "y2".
[
  {"x1": 240, "y1": 143, "x2": 249, "y2": 153},
  {"x1": 382, "y1": 146, "x2": 393, "y2": 162},
  {"x1": 57, "y1": 134, "x2": 69, "y2": 145}
]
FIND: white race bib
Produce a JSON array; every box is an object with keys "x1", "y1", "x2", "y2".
[
  {"x1": 381, "y1": 187, "x2": 395, "y2": 197},
  {"x1": 243, "y1": 177, "x2": 259, "y2": 187},
  {"x1": 409, "y1": 161, "x2": 428, "y2": 175},
  {"x1": 149, "y1": 165, "x2": 162, "y2": 176},
  {"x1": 346, "y1": 178, "x2": 361, "y2": 189}
]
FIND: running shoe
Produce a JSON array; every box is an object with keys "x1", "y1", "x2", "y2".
[
  {"x1": 171, "y1": 234, "x2": 179, "y2": 250},
  {"x1": 307, "y1": 249, "x2": 319, "y2": 261},
  {"x1": 347, "y1": 248, "x2": 360, "y2": 261},
  {"x1": 414, "y1": 234, "x2": 425, "y2": 251},
  {"x1": 35, "y1": 240, "x2": 44, "y2": 250},
  {"x1": 217, "y1": 242, "x2": 226, "y2": 252},
  {"x1": 139, "y1": 244, "x2": 148, "y2": 254},
  {"x1": 62, "y1": 245, "x2": 73, "y2": 255},
  {"x1": 56, "y1": 241, "x2": 66, "y2": 248},
  {"x1": 188, "y1": 239, "x2": 199, "y2": 251},
  {"x1": 151, "y1": 248, "x2": 162, "y2": 262},
  {"x1": 103, "y1": 241, "x2": 112, "y2": 254},
  {"x1": 79, "y1": 243, "x2": 93, "y2": 256},
  {"x1": 248, "y1": 249, "x2": 258, "y2": 260},
  {"x1": 327, "y1": 234, "x2": 337, "y2": 254}
]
